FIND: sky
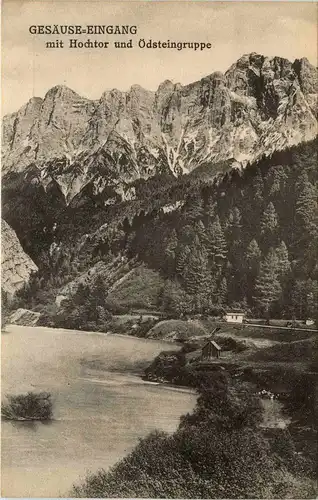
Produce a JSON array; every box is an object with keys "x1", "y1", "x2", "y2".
[{"x1": 1, "y1": 0, "x2": 317, "y2": 116}]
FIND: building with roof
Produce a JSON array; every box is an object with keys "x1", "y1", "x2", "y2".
[
  {"x1": 224, "y1": 310, "x2": 245, "y2": 324},
  {"x1": 201, "y1": 339, "x2": 222, "y2": 360}
]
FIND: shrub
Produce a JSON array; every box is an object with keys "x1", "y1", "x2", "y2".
[{"x1": 2, "y1": 392, "x2": 53, "y2": 421}]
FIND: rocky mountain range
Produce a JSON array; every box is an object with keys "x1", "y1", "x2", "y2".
[
  {"x1": 1, "y1": 52, "x2": 317, "y2": 298},
  {"x1": 2, "y1": 53, "x2": 317, "y2": 206}
]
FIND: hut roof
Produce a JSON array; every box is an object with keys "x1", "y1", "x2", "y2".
[
  {"x1": 225, "y1": 310, "x2": 245, "y2": 315},
  {"x1": 203, "y1": 340, "x2": 221, "y2": 351}
]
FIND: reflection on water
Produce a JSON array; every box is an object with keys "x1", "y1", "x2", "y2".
[
  {"x1": 8, "y1": 420, "x2": 39, "y2": 431},
  {"x1": 1, "y1": 325, "x2": 196, "y2": 497}
]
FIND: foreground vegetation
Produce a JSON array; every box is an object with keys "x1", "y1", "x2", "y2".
[
  {"x1": 71, "y1": 373, "x2": 316, "y2": 498},
  {"x1": 1, "y1": 392, "x2": 53, "y2": 421},
  {"x1": 143, "y1": 330, "x2": 318, "y2": 480}
]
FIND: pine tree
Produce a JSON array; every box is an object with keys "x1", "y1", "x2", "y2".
[
  {"x1": 218, "y1": 277, "x2": 228, "y2": 305},
  {"x1": 227, "y1": 207, "x2": 242, "y2": 232},
  {"x1": 295, "y1": 178, "x2": 318, "y2": 238},
  {"x1": 205, "y1": 216, "x2": 227, "y2": 269},
  {"x1": 176, "y1": 244, "x2": 191, "y2": 276},
  {"x1": 184, "y1": 241, "x2": 208, "y2": 306},
  {"x1": 194, "y1": 221, "x2": 206, "y2": 245},
  {"x1": 260, "y1": 202, "x2": 279, "y2": 234},
  {"x1": 242, "y1": 169, "x2": 264, "y2": 235},
  {"x1": 260, "y1": 202, "x2": 279, "y2": 249},
  {"x1": 204, "y1": 271, "x2": 217, "y2": 310},
  {"x1": 73, "y1": 283, "x2": 91, "y2": 306},
  {"x1": 267, "y1": 166, "x2": 288, "y2": 198},
  {"x1": 160, "y1": 280, "x2": 190, "y2": 317},
  {"x1": 290, "y1": 280, "x2": 307, "y2": 319},
  {"x1": 179, "y1": 224, "x2": 196, "y2": 246},
  {"x1": 226, "y1": 206, "x2": 243, "y2": 262},
  {"x1": 252, "y1": 169, "x2": 264, "y2": 205},
  {"x1": 164, "y1": 229, "x2": 178, "y2": 275},
  {"x1": 204, "y1": 198, "x2": 217, "y2": 225},
  {"x1": 244, "y1": 239, "x2": 262, "y2": 303},
  {"x1": 245, "y1": 239, "x2": 262, "y2": 272},
  {"x1": 91, "y1": 275, "x2": 107, "y2": 307},
  {"x1": 225, "y1": 206, "x2": 241, "y2": 244},
  {"x1": 275, "y1": 241, "x2": 291, "y2": 279},
  {"x1": 186, "y1": 195, "x2": 204, "y2": 223},
  {"x1": 254, "y1": 248, "x2": 282, "y2": 318}
]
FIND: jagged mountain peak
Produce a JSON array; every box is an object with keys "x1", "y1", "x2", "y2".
[
  {"x1": 129, "y1": 84, "x2": 151, "y2": 94},
  {"x1": 157, "y1": 79, "x2": 176, "y2": 92},
  {"x1": 44, "y1": 84, "x2": 83, "y2": 99},
  {"x1": 2, "y1": 52, "x2": 317, "y2": 203}
]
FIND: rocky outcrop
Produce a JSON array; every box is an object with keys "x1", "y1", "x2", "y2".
[
  {"x1": 1, "y1": 220, "x2": 38, "y2": 296},
  {"x1": 2, "y1": 53, "x2": 317, "y2": 204},
  {"x1": 7, "y1": 308, "x2": 40, "y2": 326}
]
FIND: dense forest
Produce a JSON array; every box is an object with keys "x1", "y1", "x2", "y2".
[
  {"x1": 11, "y1": 138, "x2": 318, "y2": 326},
  {"x1": 127, "y1": 140, "x2": 318, "y2": 319}
]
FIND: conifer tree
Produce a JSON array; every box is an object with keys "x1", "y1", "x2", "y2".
[
  {"x1": 295, "y1": 178, "x2": 317, "y2": 237},
  {"x1": 218, "y1": 277, "x2": 228, "y2": 305},
  {"x1": 254, "y1": 248, "x2": 282, "y2": 318},
  {"x1": 260, "y1": 202, "x2": 279, "y2": 249},
  {"x1": 290, "y1": 280, "x2": 306, "y2": 319},
  {"x1": 260, "y1": 202, "x2": 279, "y2": 235},
  {"x1": 194, "y1": 221, "x2": 206, "y2": 245},
  {"x1": 204, "y1": 199, "x2": 217, "y2": 225},
  {"x1": 204, "y1": 271, "x2": 217, "y2": 307},
  {"x1": 91, "y1": 275, "x2": 107, "y2": 307},
  {"x1": 164, "y1": 229, "x2": 178, "y2": 275},
  {"x1": 244, "y1": 239, "x2": 262, "y2": 303},
  {"x1": 179, "y1": 224, "x2": 196, "y2": 246},
  {"x1": 267, "y1": 166, "x2": 288, "y2": 198},
  {"x1": 184, "y1": 240, "x2": 208, "y2": 309},
  {"x1": 160, "y1": 280, "x2": 190, "y2": 317},
  {"x1": 186, "y1": 195, "x2": 204, "y2": 223},
  {"x1": 242, "y1": 169, "x2": 264, "y2": 234},
  {"x1": 246, "y1": 239, "x2": 262, "y2": 272},
  {"x1": 224, "y1": 205, "x2": 240, "y2": 237},
  {"x1": 205, "y1": 216, "x2": 227, "y2": 269},
  {"x1": 252, "y1": 169, "x2": 264, "y2": 204},
  {"x1": 275, "y1": 241, "x2": 291, "y2": 279},
  {"x1": 226, "y1": 206, "x2": 242, "y2": 259},
  {"x1": 176, "y1": 245, "x2": 191, "y2": 276}
]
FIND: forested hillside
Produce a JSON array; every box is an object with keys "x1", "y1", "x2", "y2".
[
  {"x1": 10, "y1": 138, "x2": 317, "y2": 328},
  {"x1": 127, "y1": 138, "x2": 318, "y2": 319}
]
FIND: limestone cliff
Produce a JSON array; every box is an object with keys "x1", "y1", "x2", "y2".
[{"x1": 1, "y1": 220, "x2": 38, "y2": 296}]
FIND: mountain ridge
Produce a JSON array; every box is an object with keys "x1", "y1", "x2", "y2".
[
  {"x1": 3, "y1": 53, "x2": 316, "y2": 118},
  {"x1": 2, "y1": 52, "x2": 317, "y2": 206}
]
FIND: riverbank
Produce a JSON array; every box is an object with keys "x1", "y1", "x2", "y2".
[
  {"x1": 1, "y1": 325, "x2": 196, "y2": 497},
  {"x1": 142, "y1": 332, "x2": 317, "y2": 480}
]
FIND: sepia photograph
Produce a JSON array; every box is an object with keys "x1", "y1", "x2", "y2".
[{"x1": 1, "y1": 0, "x2": 318, "y2": 498}]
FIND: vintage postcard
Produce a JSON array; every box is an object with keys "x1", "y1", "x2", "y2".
[{"x1": 1, "y1": 0, "x2": 317, "y2": 498}]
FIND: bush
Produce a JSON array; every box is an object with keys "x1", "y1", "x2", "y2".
[{"x1": 1, "y1": 392, "x2": 53, "y2": 421}]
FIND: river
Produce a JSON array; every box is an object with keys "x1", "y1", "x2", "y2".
[{"x1": 1, "y1": 325, "x2": 196, "y2": 497}]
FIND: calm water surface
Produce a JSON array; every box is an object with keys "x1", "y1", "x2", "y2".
[{"x1": 1, "y1": 325, "x2": 196, "y2": 497}]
